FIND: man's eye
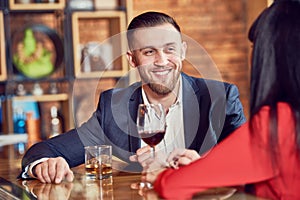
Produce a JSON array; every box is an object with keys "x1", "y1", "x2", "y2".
[
  {"x1": 166, "y1": 47, "x2": 176, "y2": 53},
  {"x1": 144, "y1": 50, "x2": 154, "y2": 55}
]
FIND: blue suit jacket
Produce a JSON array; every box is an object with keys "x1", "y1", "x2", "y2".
[{"x1": 21, "y1": 73, "x2": 246, "y2": 173}]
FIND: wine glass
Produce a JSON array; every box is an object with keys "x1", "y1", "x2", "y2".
[
  {"x1": 137, "y1": 103, "x2": 166, "y2": 156},
  {"x1": 136, "y1": 103, "x2": 166, "y2": 189}
]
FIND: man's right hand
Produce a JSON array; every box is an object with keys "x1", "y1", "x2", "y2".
[{"x1": 32, "y1": 157, "x2": 74, "y2": 184}]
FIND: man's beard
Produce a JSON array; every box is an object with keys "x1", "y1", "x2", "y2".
[
  {"x1": 147, "y1": 73, "x2": 179, "y2": 95},
  {"x1": 139, "y1": 66, "x2": 180, "y2": 95},
  {"x1": 148, "y1": 83, "x2": 172, "y2": 95}
]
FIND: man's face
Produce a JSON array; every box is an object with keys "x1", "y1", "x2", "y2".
[{"x1": 127, "y1": 24, "x2": 187, "y2": 95}]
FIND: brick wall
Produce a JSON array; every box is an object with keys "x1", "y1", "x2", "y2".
[{"x1": 132, "y1": 0, "x2": 250, "y2": 118}]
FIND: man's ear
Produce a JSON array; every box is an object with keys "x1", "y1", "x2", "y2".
[
  {"x1": 181, "y1": 41, "x2": 187, "y2": 61},
  {"x1": 126, "y1": 51, "x2": 137, "y2": 68}
]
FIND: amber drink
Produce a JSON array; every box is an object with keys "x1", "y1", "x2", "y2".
[
  {"x1": 97, "y1": 146, "x2": 112, "y2": 179},
  {"x1": 85, "y1": 145, "x2": 112, "y2": 179},
  {"x1": 85, "y1": 146, "x2": 100, "y2": 179}
]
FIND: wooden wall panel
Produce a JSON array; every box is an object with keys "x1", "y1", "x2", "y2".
[{"x1": 131, "y1": 0, "x2": 269, "y2": 118}]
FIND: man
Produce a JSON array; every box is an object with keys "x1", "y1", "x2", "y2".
[{"x1": 20, "y1": 11, "x2": 245, "y2": 183}]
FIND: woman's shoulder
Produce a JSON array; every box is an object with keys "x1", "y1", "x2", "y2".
[
  {"x1": 256, "y1": 102, "x2": 295, "y2": 142},
  {"x1": 257, "y1": 102, "x2": 293, "y2": 115},
  {"x1": 253, "y1": 102, "x2": 294, "y2": 128},
  {"x1": 277, "y1": 102, "x2": 293, "y2": 114}
]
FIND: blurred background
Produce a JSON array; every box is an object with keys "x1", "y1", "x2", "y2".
[{"x1": 0, "y1": 0, "x2": 271, "y2": 158}]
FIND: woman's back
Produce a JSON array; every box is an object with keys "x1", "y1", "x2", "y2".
[{"x1": 253, "y1": 103, "x2": 300, "y2": 199}]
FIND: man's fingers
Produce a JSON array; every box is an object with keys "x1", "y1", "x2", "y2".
[
  {"x1": 54, "y1": 158, "x2": 67, "y2": 183},
  {"x1": 65, "y1": 170, "x2": 74, "y2": 183},
  {"x1": 129, "y1": 146, "x2": 152, "y2": 163},
  {"x1": 129, "y1": 155, "x2": 138, "y2": 162},
  {"x1": 35, "y1": 163, "x2": 50, "y2": 183},
  {"x1": 35, "y1": 163, "x2": 51, "y2": 183},
  {"x1": 136, "y1": 146, "x2": 151, "y2": 156},
  {"x1": 136, "y1": 149, "x2": 152, "y2": 166},
  {"x1": 34, "y1": 165, "x2": 45, "y2": 183},
  {"x1": 40, "y1": 163, "x2": 52, "y2": 183},
  {"x1": 54, "y1": 157, "x2": 73, "y2": 184},
  {"x1": 47, "y1": 159, "x2": 57, "y2": 182},
  {"x1": 34, "y1": 157, "x2": 73, "y2": 184}
]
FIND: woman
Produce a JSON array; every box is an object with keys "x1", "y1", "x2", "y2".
[{"x1": 144, "y1": 0, "x2": 300, "y2": 199}]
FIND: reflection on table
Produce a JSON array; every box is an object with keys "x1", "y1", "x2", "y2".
[{"x1": 0, "y1": 144, "x2": 269, "y2": 200}]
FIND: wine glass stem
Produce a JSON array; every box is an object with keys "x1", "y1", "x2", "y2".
[{"x1": 152, "y1": 146, "x2": 155, "y2": 158}]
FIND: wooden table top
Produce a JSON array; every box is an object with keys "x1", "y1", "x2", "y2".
[{"x1": 0, "y1": 145, "x2": 268, "y2": 200}]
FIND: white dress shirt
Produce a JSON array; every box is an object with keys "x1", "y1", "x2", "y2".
[{"x1": 141, "y1": 76, "x2": 185, "y2": 154}]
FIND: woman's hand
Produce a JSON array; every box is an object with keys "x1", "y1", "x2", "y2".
[{"x1": 167, "y1": 148, "x2": 200, "y2": 169}]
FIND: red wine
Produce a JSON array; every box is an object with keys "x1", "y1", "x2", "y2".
[{"x1": 139, "y1": 131, "x2": 165, "y2": 147}]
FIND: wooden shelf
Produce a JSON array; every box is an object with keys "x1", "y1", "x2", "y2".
[
  {"x1": 1, "y1": 0, "x2": 132, "y2": 143},
  {"x1": 9, "y1": 0, "x2": 65, "y2": 10},
  {"x1": 0, "y1": 134, "x2": 27, "y2": 146},
  {"x1": 0, "y1": 11, "x2": 7, "y2": 81},
  {"x1": 72, "y1": 11, "x2": 128, "y2": 78},
  {"x1": 12, "y1": 93, "x2": 68, "y2": 102}
]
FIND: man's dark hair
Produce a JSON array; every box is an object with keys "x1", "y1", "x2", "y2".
[{"x1": 126, "y1": 11, "x2": 181, "y2": 49}]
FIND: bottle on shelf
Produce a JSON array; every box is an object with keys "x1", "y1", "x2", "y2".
[
  {"x1": 16, "y1": 84, "x2": 27, "y2": 96},
  {"x1": 48, "y1": 82, "x2": 58, "y2": 94},
  {"x1": 13, "y1": 108, "x2": 26, "y2": 155},
  {"x1": 49, "y1": 105, "x2": 62, "y2": 138},
  {"x1": 31, "y1": 83, "x2": 43, "y2": 96},
  {"x1": 26, "y1": 112, "x2": 41, "y2": 148}
]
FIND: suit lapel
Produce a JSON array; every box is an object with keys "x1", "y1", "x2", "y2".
[
  {"x1": 182, "y1": 75, "x2": 201, "y2": 150},
  {"x1": 127, "y1": 85, "x2": 143, "y2": 154}
]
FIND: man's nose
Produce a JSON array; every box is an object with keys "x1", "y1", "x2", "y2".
[{"x1": 154, "y1": 51, "x2": 168, "y2": 66}]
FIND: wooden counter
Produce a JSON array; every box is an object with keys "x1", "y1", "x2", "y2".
[{"x1": 0, "y1": 144, "x2": 268, "y2": 200}]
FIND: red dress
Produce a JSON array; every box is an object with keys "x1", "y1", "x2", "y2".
[{"x1": 154, "y1": 103, "x2": 300, "y2": 200}]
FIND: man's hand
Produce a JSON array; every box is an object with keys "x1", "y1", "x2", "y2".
[
  {"x1": 129, "y1": 146, "x2": 169, "y2": 188},
  {"x1": 129, "y1": 146, "x2": 153, "y2": 167},
  {"x1": 32, "y1": 157, "x2": 74, "y2": 184},
  {"x1": 129, "y1": 146, "x2": 169, "y2": 169}
]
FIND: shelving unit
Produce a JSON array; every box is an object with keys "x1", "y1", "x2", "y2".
[
  {"x1": 0, "y1": 0, "x2": 132, "y2": 154},
  {"x1": 0, "y1": 0, "x2": 133, "y2": 152},
  {"x1": 2, "y1": 0, "x2": 71, "y2": 141}
]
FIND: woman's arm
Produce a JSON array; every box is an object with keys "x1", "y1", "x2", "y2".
[{"x1": 153, "y1": 115, "x2": 277, "y2": 199}]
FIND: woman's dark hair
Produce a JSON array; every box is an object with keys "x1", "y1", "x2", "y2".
[
  {"x1": 126, "y1": 11, "x2": 181, "y2": 49},
  {"x1": 248, "y1": 0, "x2": 300, "y2": 157}
]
